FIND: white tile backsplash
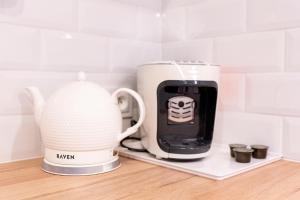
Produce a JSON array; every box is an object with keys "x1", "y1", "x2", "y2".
[
  {"x1": 162, "y1": 0, "x2": 199, "y2": 10},
  {"x1": 283, "y1": 117, "x2": 300, "y2": 161},
  {"x1": 214, "y1": 112, "x2": 283, "y2": 153},
  {"x1": 246, "y1": 74, "x2": 300, "y2": 116},
  {"x1": 219, "y1": 74, "x2": 245, "y2": 111},
  {"x1": 0, "y1": 0, "x2": 76, "y2": 30},
  {"x1": 247, "y1": 0, "x2": 300, "y2": 31},
  {"x1": 118, "y1": 0, "x2": 161, "y2": 11},
  {"x1": 214, "y1": 32, "x2": 285, "y2": 73},
  {"x1": 186, "y1": 0, "x2": 246, "y2": 38},
  {"x1": 0, "y1": 24, "x2": 40, "y2": 69},
  {"x1": 161, "y1": 6, "x2": 186, "y2": 42},
  {"x1": 41, "y1": 30, "x2": 109, "y2": 72},
  {"x1": 78, "y1": 0, "x2": 138, "y2": 38},
  {"x1": 110, "y1": 38, "x2": 161, "y2": 72},
  {"x1": 0, "y1": 115, "x2": 41, "y2": 163},
  {"x1": 137, "y1": 7, "x2": 161, "y2": 42},
  {"x1": 286, "y1": 29, "x2": 300, "y2": 72},
  {"x1": 162, "y1": 39, "x2": 213, "y2": 62}
]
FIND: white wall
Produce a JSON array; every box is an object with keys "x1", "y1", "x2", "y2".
[
  {"x1": 162, "y1": 0, "x2": 300, "y2": 161},
  {"x1": 0, "y1": 0, "x2": 161, "y2": 163},
  {"x1": 2, "y1": 0, "x2": 300, "y2": 163}
]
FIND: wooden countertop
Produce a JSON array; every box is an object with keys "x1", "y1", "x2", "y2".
[{"x1": 0, "y1": 157, "x2": 300, "y2": 200}]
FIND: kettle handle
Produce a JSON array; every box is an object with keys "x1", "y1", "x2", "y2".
[{"x1": 112, "y1": 88, "x2": 146, "y2": 142}]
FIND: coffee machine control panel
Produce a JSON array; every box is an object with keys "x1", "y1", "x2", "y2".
[{"x1": 167, "y1": 96, "x2": 195, "y2": 124}]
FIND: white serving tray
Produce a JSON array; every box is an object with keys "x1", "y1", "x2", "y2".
[{"x1": 118, "y1": 145, "x2": 282, "y2": 180}]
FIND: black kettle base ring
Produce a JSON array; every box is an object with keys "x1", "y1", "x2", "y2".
[{"x1": 41, "y1": 157, "x2": 121, "y2": 176}]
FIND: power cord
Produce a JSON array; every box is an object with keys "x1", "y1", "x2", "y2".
[{"x1": 120, "y1": 120, "x2": 148, "y2": 153}]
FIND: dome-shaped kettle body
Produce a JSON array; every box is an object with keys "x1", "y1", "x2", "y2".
[
  {"x1": 26, "y1": 72, "x2": 145, "y2": 167},
  {"x1": 41, "y1": 81, "x2": 122, "y2": 152}
]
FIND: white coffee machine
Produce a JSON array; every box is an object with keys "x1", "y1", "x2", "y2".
[{"x1": 137, "y1": 61, "x2": 220, "y2": 160}]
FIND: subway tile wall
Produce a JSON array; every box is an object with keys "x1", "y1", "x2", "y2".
[
  {"x1": 162, "y1": 0, "x2": 300, "y2": 160},
  {"x1": 0, "y1": 0, "x2": 161, "y2": 163},
  {"x1": 2, "y1": 0, "x2": 300, "y2": 163}
]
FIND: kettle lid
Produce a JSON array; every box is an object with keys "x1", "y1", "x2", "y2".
[{"x1": 46, "y1": 71, "x2": 112, "y2": 106}]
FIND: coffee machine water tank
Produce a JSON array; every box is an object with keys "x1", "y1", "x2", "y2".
[{"x1": 137, "y1": 61, "x2": 220, "y2": 160}]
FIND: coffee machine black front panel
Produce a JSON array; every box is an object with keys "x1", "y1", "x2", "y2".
[{"x1": 157, "y1": 80, "x2": 218, "y2": 155}]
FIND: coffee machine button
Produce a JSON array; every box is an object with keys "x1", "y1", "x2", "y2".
[{"x1": 178, "y1": 101, "x2": 184, "y2": 107}]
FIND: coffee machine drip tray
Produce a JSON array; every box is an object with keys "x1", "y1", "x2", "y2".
[{"x1": 159, "y1": 137, "x2": 211, "y2": 154}]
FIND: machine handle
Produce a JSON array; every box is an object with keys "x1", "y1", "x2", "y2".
[{"x1": 112, "y1": 88, "x2": 145, "y2": 142}]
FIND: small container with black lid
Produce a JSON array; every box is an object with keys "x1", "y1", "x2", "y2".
[
  {"x1": 229, "y1": 144, "x2": 247, "y2": 157},
  {"x1": 233, "y1": 148, "x2": 254, "y2": 163},
  {"x1": 251, "y1": 145, "x2": 269, "y2": 159}
]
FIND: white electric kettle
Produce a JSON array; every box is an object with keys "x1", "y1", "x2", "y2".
[{"x1": 26, "y1": 72, "x2": 145, "y2": 175}]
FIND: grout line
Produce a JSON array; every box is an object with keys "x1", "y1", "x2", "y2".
[
  {"x1": 283, "y1": 30, "x2": 288, "y2": 72},
  {"x1": 73, "y1": 0, "x2": 80, "y2": 33}
]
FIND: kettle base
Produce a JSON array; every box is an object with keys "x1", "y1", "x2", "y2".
[{"x1": 41, "y1": 157, "x2": 121, "y2": 176}]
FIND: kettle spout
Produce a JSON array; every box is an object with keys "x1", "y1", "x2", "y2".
[{"x1": 25, "y1": 87, "x2": 45, "y2": 125}]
